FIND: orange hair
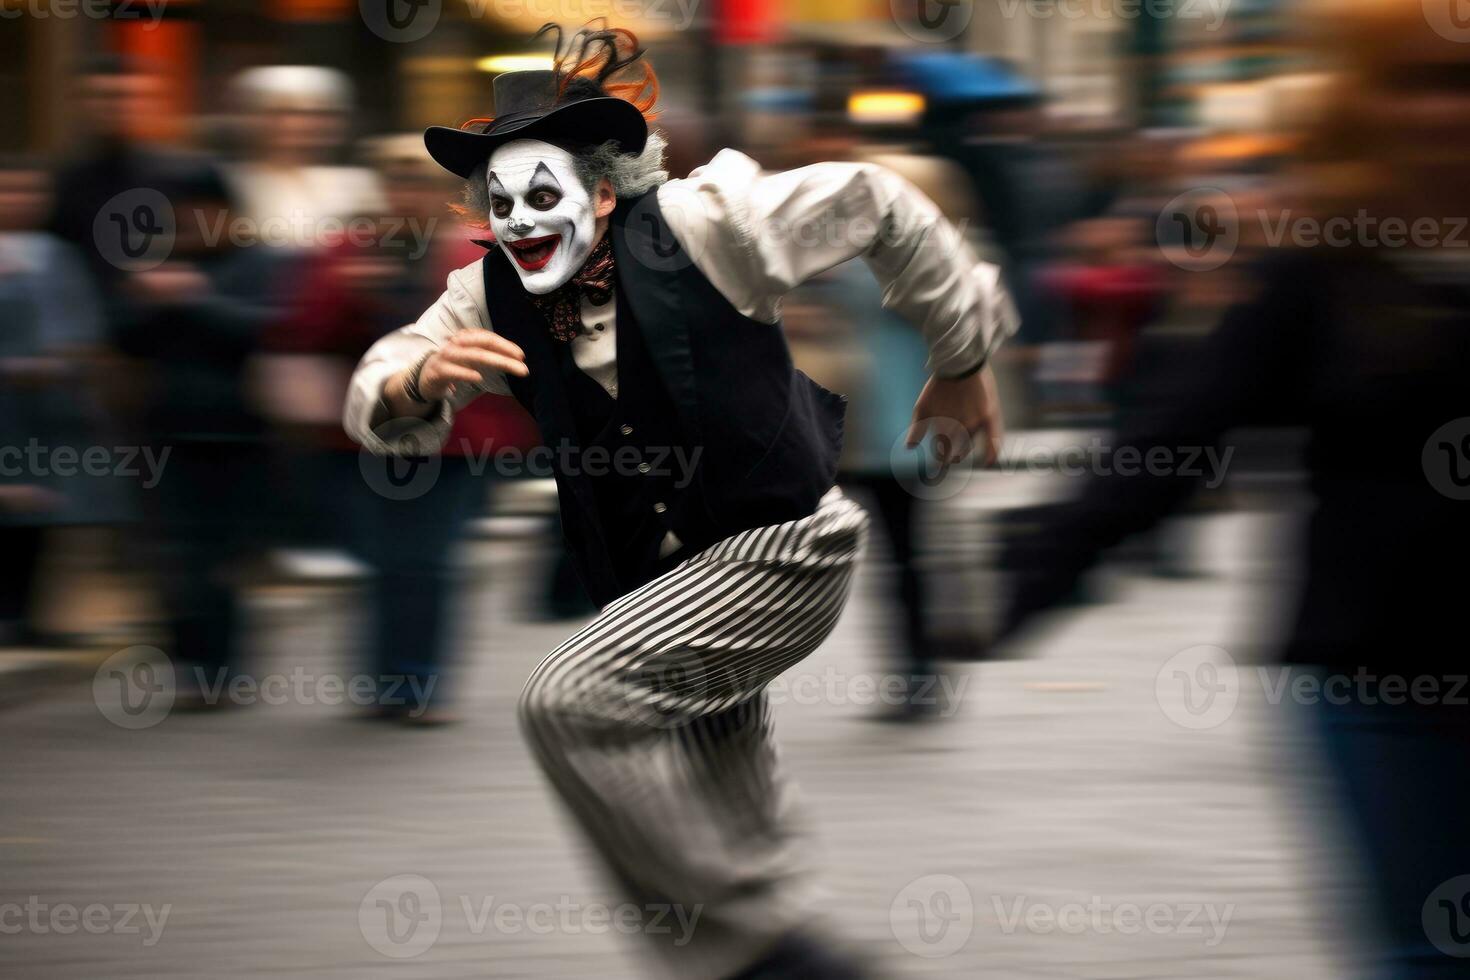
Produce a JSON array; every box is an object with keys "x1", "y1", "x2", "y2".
[{"x1": 456, "y1": 23, "x2": 659, "y2": 136}]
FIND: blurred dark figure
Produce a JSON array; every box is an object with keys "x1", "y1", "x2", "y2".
[
  {"x1": 46, "y1": 55, "x2": 185, "y2": 331},
  {"x1": 115, "y1": 166, "x2": 292, "y2": 700},
  {"x1": 995, "y1": 4, "x2": 1470, "y2": 976},
  {"x1": 1039, "y1": 216, "x2": 1166, "y2": 418},
  {"x1": 927, "y1": 94, "x2": 1081, "y2": 348},
  {"x1": 0, "y1": 159, "x2": 104, "y2": 647},
  {"x1": 264, "y1": 135, "x2": 537, "y2": 722}
]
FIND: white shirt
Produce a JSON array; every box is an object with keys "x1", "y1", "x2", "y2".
[{"x1": 346, "y1": 149, "x2": 1017, "y2": 456}]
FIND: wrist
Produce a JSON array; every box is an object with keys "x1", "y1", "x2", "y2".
[{"x1": 401, "y1": 350, "x2": 434, "y2": 404}]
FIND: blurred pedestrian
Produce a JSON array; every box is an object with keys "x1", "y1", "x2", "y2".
[
  {"x1": 224, "y1": 66, "x2": 385, "y2": 566},
  {"x1": 114, "y1": 164, "x2": 294, "y2": 702},
  {"x1": 993, "y1": 3, "x2": 1470, "y2": 976},
  {"x1": 46, "y1": 56, "x2": 171, "y2": 306},
  {"x1": 0, "y1": 158, "x2": 105, "y2": 647},
  {"x1": 263, "y1": 135, "x2": 538, "y2": 722}
]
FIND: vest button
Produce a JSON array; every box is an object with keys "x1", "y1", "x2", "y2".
[
  {"x1": 652, "y1": 502, "x2": 667, "y2": 514},
  {"x1": 637, "y1": 462, "x2": 651, "y2": 474},
  {"x1": 620, "y1": 424, "x2": 633, "y2": 436}
]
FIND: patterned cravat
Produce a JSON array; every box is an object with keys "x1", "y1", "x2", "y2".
[{"x1": 530, "y1": 235, "x2": 615, "y2": 342}]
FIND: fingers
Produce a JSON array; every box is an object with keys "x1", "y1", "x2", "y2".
[
  {"x1": 905, "y1": 416, "x2": 929, "y2": 449},
  {"x1": 445, "y1": 330, "x2": 528, "y2": 378},
  {"x1": 450, "y1": 329, "x2": 525, "y2": 361},
  {"x1": 979, "y1": 411, "x2": 1004, "y2": 467},
  {"x1": 440, "y1": 345, "x2": 529, "y2": 378},
  {"x1": 431, "y1": 362, "x2": 485, "y2": 386}
]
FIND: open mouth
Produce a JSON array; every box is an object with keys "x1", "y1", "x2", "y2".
[{"x1": 505, "y1": 234, "x2": 561, "y2": 271}]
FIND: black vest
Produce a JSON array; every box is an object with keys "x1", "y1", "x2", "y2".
[{"x1": 483, "y1": 190, "x2": 847, "y2": 607}]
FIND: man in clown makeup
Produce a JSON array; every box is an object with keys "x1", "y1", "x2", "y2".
[{"x1": 346, "y1": 27, "x2": 1015, "y2": 979}]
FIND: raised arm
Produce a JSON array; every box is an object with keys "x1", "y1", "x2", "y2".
[{"x1": 663, "y1": 150, "x2": 1017, "y2": 461}]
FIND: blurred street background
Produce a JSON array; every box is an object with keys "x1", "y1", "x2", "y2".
[{"x1": 4, "y1": 499, "x2": 1346, "y2": 979}]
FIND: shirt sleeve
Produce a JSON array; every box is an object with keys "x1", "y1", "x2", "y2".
[
  {"x1": 661, "y1": 149, "x2": 1018, "y2": 378},
  {"x1": 343, "y1": 259, "x2": 509, "y2": 456}
]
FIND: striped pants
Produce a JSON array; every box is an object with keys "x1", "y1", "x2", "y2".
[{"x1": 519, "y1": 488, "x2": 869, "y2": 978}]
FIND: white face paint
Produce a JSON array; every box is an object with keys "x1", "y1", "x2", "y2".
[{"x1": 486, "y1": 140, "x2": 596, "y2": 295}]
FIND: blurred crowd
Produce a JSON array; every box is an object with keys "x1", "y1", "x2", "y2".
[{"x1": 0, "y1": 37, "x2": 1270, "y2": 716}]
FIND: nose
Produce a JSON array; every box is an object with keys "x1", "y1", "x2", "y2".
[{"x1": 507, "y1": 214, "x2": 535, "y2": 235}]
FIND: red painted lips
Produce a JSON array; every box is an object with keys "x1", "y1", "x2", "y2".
[{"x1": 505, "y1": 234, "x2": 561, "y2": 271}]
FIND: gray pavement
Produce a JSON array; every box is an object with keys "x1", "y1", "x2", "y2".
[{"x1": 0, "y1": 509, "x2": 1347, "y2": 979}]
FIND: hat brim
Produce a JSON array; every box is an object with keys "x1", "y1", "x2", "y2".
[{"x1": 425, "y1": 97, "x2": 649, "y2": 178}]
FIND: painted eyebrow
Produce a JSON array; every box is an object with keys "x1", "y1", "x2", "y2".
[
  {"x1": 529, "y1": 162, "x2": 562, "y2": 192},
  {"x1": 486, "y1": 173, "x2": 508, "y2": 197}
]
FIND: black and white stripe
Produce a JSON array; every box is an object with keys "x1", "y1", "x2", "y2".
[{"x1": 518, "y1": 487, "x2": 868, "y2": 978}]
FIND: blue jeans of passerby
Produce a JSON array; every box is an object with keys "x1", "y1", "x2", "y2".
[
  {"x1": 343, "y1": 452, "x2": 488, "y2": 713},
  {"x1": 1309, "y1": 685, "x2": 1470, "y2": 979}
]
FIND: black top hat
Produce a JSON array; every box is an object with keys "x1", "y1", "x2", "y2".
[{"x1": 424, "y1": 70, "x2": 648, "y2": 179}]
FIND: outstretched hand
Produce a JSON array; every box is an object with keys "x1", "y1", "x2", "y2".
[
  {"x1": 417, "y1": 328, "x2": 529, "y2": 402},
  {"x1": 906, "y1": 364, "x2": 1004, "y2": 466}
]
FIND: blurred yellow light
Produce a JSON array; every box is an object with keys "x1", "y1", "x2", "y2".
[
  {"x1": 475, "y1": 55, "x2": 556, "y2": 75},
  {"x1": 847, "y1": 91, "x2": 926, "y2": 125}
]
